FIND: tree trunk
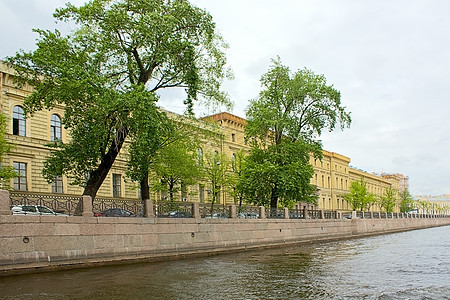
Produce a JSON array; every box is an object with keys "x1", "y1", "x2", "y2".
[
  {"x1": 270, "y1": 185, "x2": 278, "y2": 217},
  {"x1": 140, "y1": 171, "x2": 149, "y2": 200},
  {"x1": 169, "y1": 181, "x2": 174, "y2": 207},
  {"x1": 83, "y1": 127, "x2": 127, "y2": 200}
]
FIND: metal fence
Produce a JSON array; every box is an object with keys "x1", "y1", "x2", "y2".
[
  {"x1": 237, "y1": 205, "x2": 260, "y2": 219},
  {"x1": 288, "y1": 208, "x2": 304, "y2": 219},
  {"x1": 154, "y1": 201, "x2": 192, "y2": 218},
  {"x1": 93, "y1": 197, "x2": 144, "y2": 217},
  {"x1": 10, "y1": 192, "x2": 82, "y2": 216},
  {"x1": 199, "y1": 203, "x2": 228, "y2": 218}
]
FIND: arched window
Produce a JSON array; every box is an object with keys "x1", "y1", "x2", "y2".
[
  {"x1": 12, "y1": 106, "x2": 26, "y2": 136},
  {"x1": 50, "y1": 114, "x2": 62, "y2": 141}
]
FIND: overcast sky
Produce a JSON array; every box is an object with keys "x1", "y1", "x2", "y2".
[{"x1": 1, "y1": 0, "x2": 450, "y2": 196}]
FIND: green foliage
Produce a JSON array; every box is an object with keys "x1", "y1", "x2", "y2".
[
  {"x1": 379, "y1": 187, "x2": 398, "y2": 213},
  {"x1": 0, "y1": 114, "x2": 16, "y2": 189},
  {"x1": 203, "y1": 151, "x2": 230, "y2": 206},
  {"x1": 344, "y1": 178, "x2": 377, "y2": 211},
  {"x1": 243, "y1": 57, "x2": 349, "y2": 209},
  {"x1": 229, "y1": 149, "x2": 246, "y2": 206},
  {"x1": 399, "y1": 189, "x2": 414, "y2": 213},
  {"x1": 148, "y1": 131, "x2": 203, "y2": 203},
  {"x1": 239, "y1": 140, "x2": 318, "y2": 209},
  {"x1": 246, "y1": 57, "x2": 351, "y2": 147},
  {"x1": 6, "y1": 0, "x2": 232, "y2": 197}
]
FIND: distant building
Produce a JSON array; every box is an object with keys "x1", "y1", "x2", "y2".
[
  {"x1": 414, "y1": 195, "x2": 450, "y2": 215},
  {"x1": 382, "y1": 173, "x2": 409, "y2": 192}
]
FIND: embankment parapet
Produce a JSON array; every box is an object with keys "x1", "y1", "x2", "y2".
[{"x1": 1, "y1": 215, "x2": 449, "y2": 275}]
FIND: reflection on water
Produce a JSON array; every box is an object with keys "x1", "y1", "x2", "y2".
[{"x1": 1, "y1": 226, "x2": 449, "y2": 299}]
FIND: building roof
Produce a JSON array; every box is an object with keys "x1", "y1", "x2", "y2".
[{"x1": 201, "y1": 112, "x2": 247, "y2": 126}]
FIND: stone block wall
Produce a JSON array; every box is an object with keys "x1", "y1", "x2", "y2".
[{"x1": 1, "y1": 214, "x2": 449, "y2": 275}]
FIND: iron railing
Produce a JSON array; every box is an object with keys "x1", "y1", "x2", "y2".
[
  {"x1": 236, "y1": 205, "x2": 260, "y2": 219},
  {"x1": 288, "y1": 208, "x2": 304, "y2": 219},
  {"x1": 200, "y1": 203, "x2": 228, "y2": 218},
  {"x1": 10, "y1": 192, "x2": 82, "y2": 216},
  {"x1": 93, "y1": 197, "x2": 144, "y2": 217},
  {"x1": 154, "y1": 201, "x2": 193, "y2": 218}
]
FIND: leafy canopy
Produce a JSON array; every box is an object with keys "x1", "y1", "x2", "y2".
[
  {"x1": 344, "y1": 178, "x2": 377, "y2": 211},
  {"x1": 6, "y1": 0, "x2": 232, "y2": 197},
  {"x1": 240, "y1": 141, "x2": 318, "y2": 209},
  {"x1": 379, "y1": 187, "x2": 398, "y2": 213},
  {"x1": 148, "y1": 129, "x2": 203, "y2": 203},
  {"x1": 243, "y1": 57, "x2": 350, "y2": 209},
  {"x1": 246, "y1": 57, "x2": 351, "y2": 148}
]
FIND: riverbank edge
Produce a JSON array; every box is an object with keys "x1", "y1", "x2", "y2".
[{"x1": 1, "y1": 216, "x2": 449, "y2": 276}]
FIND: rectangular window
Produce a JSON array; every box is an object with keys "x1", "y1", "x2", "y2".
[
  {"x1": 13, "y1": 162, "x2": 27, "y2": 191},
  {"x1": 52, "y1": 176, "x2": 63, "y2": 193},
  {"x1": 231, "y1": 133, "x2": 235, "y2": 142},
  {"x1": 113, "y1": 174, "x2": 121, "y2": 197},
  {"x1": 199, "y1": 184, "x2": 205, "y2": 203}
]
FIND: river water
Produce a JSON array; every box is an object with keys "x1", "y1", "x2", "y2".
[{"x1": 1, "y1": 225, "x2": 449, "y2": 300}]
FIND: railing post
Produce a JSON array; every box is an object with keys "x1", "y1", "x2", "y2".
[
  {"x1": 0, "y1": 189, "x2": 10, "y2": 215},
  {"x1": 82, "y1": 195, "x2": 93, "y2": 217},
  {"x1": 192, "y1": 202, "x2": 200, "y2": 219},
  {"x1": 351, "y1": 211, "x2": 357, "y2": 219},
  {"x1": 303, "y1": 206, "x2": 308, "y2": 219},
  {"x1": 370, "y1": 212, "x2": 374, "y2": 219},
  {"x1": 320, "y1": 210, "x2": 324, "y2": 219},
  {"x1": 259, "y1": 206, "x2": 266, "y2": 219},
  {"x1": 229, "y1": 205, "x2": 236, "y2": 219},
  {"x1": 335, "y1": 210, "x2": 339, "y2": 219},
  {"x1": 284, "y1": 207, "x2": 289, "y2": 219},
  {"x1": 144, "y1": 199, "x2": 154, "y2": 218}
]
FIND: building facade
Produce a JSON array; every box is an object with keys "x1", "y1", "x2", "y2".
[{"x1": 1, "y1": 62, "x2": 401, "y2": 211}]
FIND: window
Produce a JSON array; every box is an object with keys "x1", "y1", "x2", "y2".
[
  {"x1": 197, "y1": 148, "x2": 203, "y2": 166},
  {"x1": 199, "y1": 184, "x2": 205, "y2": 203},
  {"x1": 12, "y1": 106, "x2": 26, "y2": 136},
  {"x1": 113, "y1": 174, "x2": 121, "y2": 197},
  {"x1": 231, "y1": 133, "x2": 235, "y2": 142},
  {"x1": 50, "y1": 114, "x2": 62, "y2": 141},
  {"x1": 13, "y1": 162, "x2": 27, "y2": 191},
  {"x1": 232, "y1": 153, "x2": 236, "y2": 172},
  {"x1": 52, "y1": 176, "x2": 63, "y2": 193}
]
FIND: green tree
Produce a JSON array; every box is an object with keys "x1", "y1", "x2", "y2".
[
  {"x1": 240, "y1": 141, "x2": 318, "y2": 215},
  {"x1": 379, "y1": 187, "x2": 397, "y2": 213},
  {"x1": 7, "y1": 0, "x2": 231, "y2": 199},
  {"x1": 244, "y1": 57, "x2": 351, "y2": 210},
  {"x1": 229, "y1": 149, "x2": 246, "y2": 210},
  {"x1": 203, "y1": 151, "x2": 230, "y2": 213},
  {"x1": 344, "y1": 178, "x2": 376, "y2": 211},
  {"x1": 399, "y1": 189, "x2": 414, "y2": 213},
  {"x1": 0, "y1": 114, "x2": 17, "y2": 189},
  {"x1": 149, "y1": 133, "x2": 202, "y2": 205}
]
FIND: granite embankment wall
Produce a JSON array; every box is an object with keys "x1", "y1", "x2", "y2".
[{"x1": 1, "y1": 214, "x2": 449, "y2": 275}]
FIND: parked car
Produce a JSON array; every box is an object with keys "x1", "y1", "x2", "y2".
[
  {"x1": 206, "y1": 212, "x2": 229, "y2": 219},
  {"x1": 162, "y1": 211, "x2": 192, "y2": 218},
  {"x1": 11, "y1": 205, "x2": 68, "y2": 216},
  {"x1": 96, "y1": 208, "x2": 136, "y2": 217},
  {"x1": 238, "y1": 212, "x2": 259, "y2": 219}
]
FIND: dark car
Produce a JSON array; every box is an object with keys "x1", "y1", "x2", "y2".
[{"x1": 97, "y1": 208, "x2": 136, "y2": 217}]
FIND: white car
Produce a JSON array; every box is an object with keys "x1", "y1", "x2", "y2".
[{"x1": 11, "y1": 205, "x2": 68, "y2": 216}]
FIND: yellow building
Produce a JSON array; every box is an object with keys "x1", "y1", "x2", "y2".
[{"x1": 1, "y1": 62, "x2": 401, "y2": 211}]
